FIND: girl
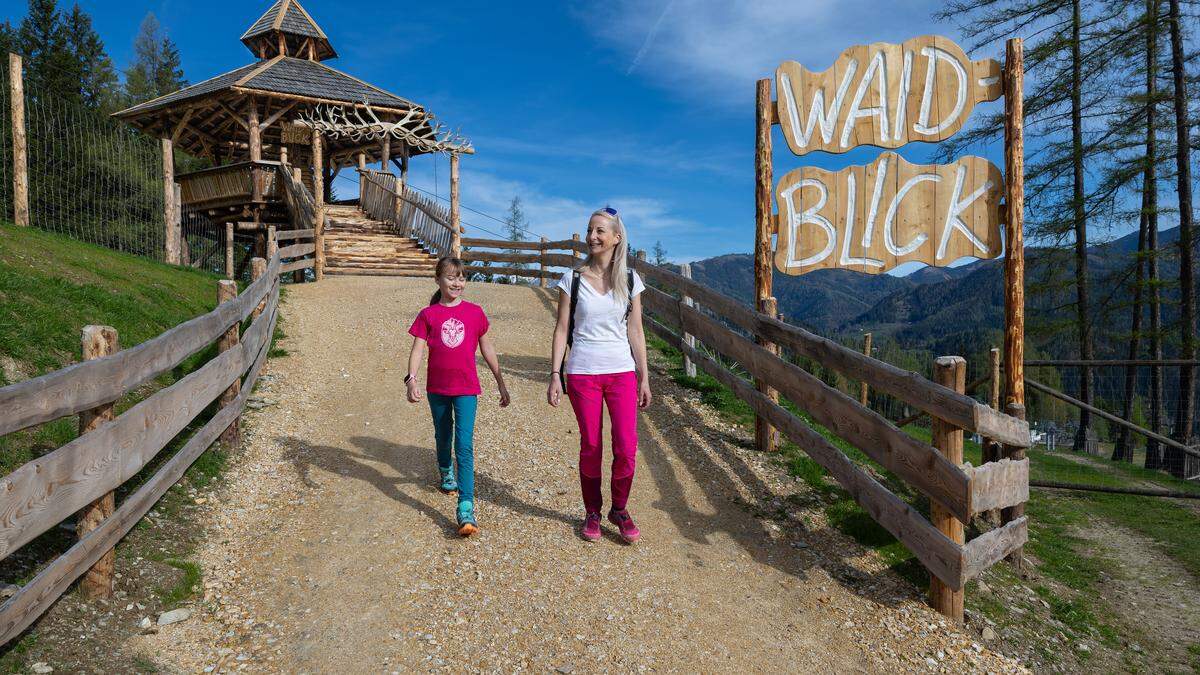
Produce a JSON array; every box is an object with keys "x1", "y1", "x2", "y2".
[
  {"x1": 407, "y1": 257, "x2": 510, "y2": 536},
  {"x1": 547, "y1": 207, "x2": 651, "y2": 543}
]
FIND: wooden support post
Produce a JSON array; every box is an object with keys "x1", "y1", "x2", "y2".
[
  {"x1": 860, "y1": 332, "x2": 873, "y2": 406},
  {"x1": 312, "y1": 129, "x2": 325, "y2": 280},
  {"x1": 266, "y1": 224, "x2": 277, "y2": 261},
  {"x1": 251, "y1": 257, "x2": 268, "y2": 320},
  {"x1": 572, "y1": 233, "x2": 581, "y2": 260},
  {"x1": 9, "y1": 54, "x2": 28, "y2": 227},
  {"x1": 381, "y1": 136, "x2": 391, "y2": 172},
  {"x1": 247, "y1": 99, "x2": 261, "y2": 162},
  {"x1": 931, "y1": 356, "x2": 966, "y2": 623},
  {"x1": 682, "y1": 263, "x2": 697, "y2": 378},
  {"x1": 217, "y1": 280, "x2": 241, "y2": 446},
  {"x1": 754, "y1": 78, "x2": 777, "y2": 454},
  {"x1": 357, "y1": 152, "x2": 366, "y2": 203},
  {"x1": 1002, "y1": 37, "x2": 1027, "y2": 567},
  {"x1": 450, "y1": 152, "x2": 462, "y2": 257},
  {"x1": 225, "y1": 222, "x2": 234, "y2": 279},
  {"x1": 757, "y1": 295, "x2": 780, "y2": 452},
  {"x1": 279, "y1": 144, "x2": 288, "y2": 165},
  {"x1": 162, "y1": 137, "x2": 178, "y2": 264},
  {"x1": 539, "y1": 237, "x2": 548, "y2": 288},
  {"x1": 77, "y1": 325, "x2": 118, "y2": 599},
  {"x1": 400, "y1": 143, "x2": 409, "y2": 189}
]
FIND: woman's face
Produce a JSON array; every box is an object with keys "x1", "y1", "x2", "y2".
[
  {"x1": 586, "y1": 215, "x2": 620, "y2": 255},
  {"x1": 437, "y1": 268, "x2": 466, "y2": 301}
]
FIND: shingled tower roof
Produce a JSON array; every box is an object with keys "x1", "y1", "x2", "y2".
[{"x1": 240, "y1": 0, "x2": 336, "y2": 61}]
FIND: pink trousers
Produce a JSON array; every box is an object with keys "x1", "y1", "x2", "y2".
[{"x1": 567, "y1": 371, "x2": 639, "y2": 512}]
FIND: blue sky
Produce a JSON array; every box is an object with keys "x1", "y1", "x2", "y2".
[{"x1": 2, "y1": 0, "x2": 1017, "y2": 262}]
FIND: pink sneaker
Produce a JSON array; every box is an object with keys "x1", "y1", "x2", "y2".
[
  {"x1": 582, "y1": 512, "x2": 603, "y2": 541},
  {"x1": 607, "y1": 508, "x2": 640, "y2": 543}
]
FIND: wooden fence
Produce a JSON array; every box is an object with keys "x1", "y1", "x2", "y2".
[
  {"x1": 0, "y1": 250, "x2": 283, "y2": 644},
  {"x1": 276, "y1": 162, "x2": 319, "y2": 279},
  {"x1": 358, "y1": 169, "x2": 460, "y2": 257},
  {"x1": 462, "y1": 236, "x2": 1031, "y2": 621}
]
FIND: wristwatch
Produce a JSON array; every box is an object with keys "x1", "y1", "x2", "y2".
[{"x1": 404, "y1": 374, "x2": 414, "y2": 385}]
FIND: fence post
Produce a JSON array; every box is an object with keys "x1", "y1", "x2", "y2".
[
  {"x1": 859, "y1": 332, "x2": 873, "y2": 406},
  {"x1": 681, "y1": 263, "x2": 697, "y2": 378},
  {"x1": 1002, "y1": 38, "x2": 1027, "y2": 567},
  {"x1": 539, "y1": 237, "x2": 548, "y2": 288},
  {"x1": 1001, "y1": 401, "x2": 1027, "y2": 568},
  {"x1": 217, "y1": 280, "x2": 242, "y2": 446},
  {"x1": 9, "y1": 54, "x2": 28, "y2": 227},
  {"x1": 312, "y1": 129, "x2": 325, "y2": 280},
  {"x1": 77, "y1": 325, "x2": 118, "y2": 599},
  {"x1": 175, "y1": 182, "x2": 186, "y2": 265},
  {"x1": 251, "y1": 257, "x2": 267, "y2": 320},
  {"x1": 931, "y1": 356, "x2": 966, "y2": 623},
  {"x1": 161, "y1": 137, "x2": 178, "y2": 264},
  {"x1": 572, "y1": 233, "x2": 581, "y2": 261},
  {"x1": 450, "y1": 152, "x2": 462, "y2": 257},
  {"x1": 756, "y1": 295, "x2": 780, "y2": 452},
  {"x1": 225, "y1": 222, "x2": 234, "y2": 279}
]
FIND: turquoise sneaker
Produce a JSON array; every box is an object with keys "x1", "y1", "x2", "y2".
[
  {"x1": 457, "y1": 501, "x2": 478, "y2": 537},
  {"x1": 439, "y1": 469, "x2": 458, "y2": 494}
]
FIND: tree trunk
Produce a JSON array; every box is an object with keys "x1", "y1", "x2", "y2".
[
  {"x1": 1070, "y1": 0, "x2": 1095, "y2": 455},
  {"x1": 1146, "y1": 0, "x2": 1166, "y2": 470},
  {"x1": 1168, "y1": 0, "x2": 1197, "y2": 476},
  {"x1": 1113, "y1": 205, "x2": 1147, "y2": 462}
]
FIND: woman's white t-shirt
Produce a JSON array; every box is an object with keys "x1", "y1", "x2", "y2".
[{"x1": 557, "y1": 269, "x2": 646, "y2": 375}]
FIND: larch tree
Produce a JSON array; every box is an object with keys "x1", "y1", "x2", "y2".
[{"x1": 124, "y1": 13, "x2": 187, "y2": 104}]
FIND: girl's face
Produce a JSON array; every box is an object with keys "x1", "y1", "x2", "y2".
[
  {"x1": 586, "y1": 215, "x2": 620, "y2": 255},
  {"x1": 437, "y1": 268, "x2": 466, "y2": 302}
]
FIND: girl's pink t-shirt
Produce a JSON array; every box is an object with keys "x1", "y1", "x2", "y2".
[{"x1": 408, "y1": 301, "x2": 489, "y2": 396}]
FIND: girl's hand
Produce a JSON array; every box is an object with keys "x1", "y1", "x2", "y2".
[
  {"x1": 638, "y1": 377, "x2": 652, "y2": 409},
  {"x1": 547, "y1": 377, "x2": 563, "y2": 407},
  {"x1": 406, "y1": 379, "x2": 423, "y2": 403},
  {"x1": 498, "y1": 384, "x2": 511, "y2": 408}
]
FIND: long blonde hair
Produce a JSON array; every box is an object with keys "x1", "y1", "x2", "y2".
[{"x1": 585, "y1": 208, "x2": 630, "y2": 307}]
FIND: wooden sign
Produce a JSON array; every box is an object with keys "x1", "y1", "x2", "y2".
[
  {"x1": 774, "y1": 152, "x2": 1003, "y2": 275},
  {"x1": 775, "y1": 35, "x2": 1002, "y2": 155},
  {"x1": 281, "y1": 122, "x2": 312, "y2": 145}
]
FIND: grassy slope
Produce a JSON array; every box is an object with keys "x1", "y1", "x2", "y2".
[
  {"x1": 647, "y1": 333, "x2": 1200, "y2": 669},
  {"x1": 0, "y1": 223, "x2": 225, "y2": 475}
]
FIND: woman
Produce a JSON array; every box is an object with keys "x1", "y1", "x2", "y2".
[{"x1": 547, "y1": 206, "x2": 652, "y2": 543}]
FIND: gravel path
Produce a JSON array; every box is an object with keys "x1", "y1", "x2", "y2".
[{"x1": 136, "y1": 276, "x2": 1027, "y2": 673}]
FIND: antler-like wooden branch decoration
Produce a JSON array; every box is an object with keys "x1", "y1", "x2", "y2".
[{"x1": 299, "y1": 101, "x2": 473, "y2": 154}]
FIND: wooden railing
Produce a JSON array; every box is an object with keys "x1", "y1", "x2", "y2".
[
  {"x1": 461, "y1": 235, "x2": 1031, "y2": 620},
  {"x1": 0, "y1": 252, "x2": 284, "y2": 643},
  {"x1": 178, "y1": 160, "x2": 281, "y2": 209},
  {"x1": 358, "y1": 169, "x2": 460, "y2": 257},
  {"x1": 277, "y1": 162, "x2": 320, "y2": 277},
  {"x1": 459, "y1": 236, "x2": 583, "y2": 285}
]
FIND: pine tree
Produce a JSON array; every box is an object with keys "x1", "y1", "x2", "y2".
[
  {"x1": 1165, "y1": 0, "x2": 1197, "y2": 475},
  {"x1": 18, "y1": 0, "x2": 80, "y2": 104},
  {"x1": 65, "y1": 4, "x2": 117, "y2": 111},
  {"x1": 124, "y1": 13, "x2": 187, "y2": 104},
  {"x1": 652, "y1": 241, "x2": 667, "y2": 266}
]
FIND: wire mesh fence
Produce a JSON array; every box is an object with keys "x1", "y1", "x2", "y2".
[{"x1": 0, "y1": 58, "x2": 166, "y2": 260}]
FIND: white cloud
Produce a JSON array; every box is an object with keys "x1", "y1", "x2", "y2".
[{"x1": 577, "y1": 0, "x2": 946, "y2": 106}]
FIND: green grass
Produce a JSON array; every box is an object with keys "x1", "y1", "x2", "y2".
[
  {"x1": 0, "y1": 223, "x2": 227, "y2": 475},
  {"x1": 153, "y1": 557, "x2": 203, "y2": 607}
]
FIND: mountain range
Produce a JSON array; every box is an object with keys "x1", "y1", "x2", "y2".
[{"x1": 684, "y1": 226, "x2": 1186, "y2": 358}]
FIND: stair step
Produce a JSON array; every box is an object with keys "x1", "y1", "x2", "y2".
[
  {"x1": 325, "y1": 266, "x2": 436, "y2": 277},
  {"x1": 325, "y1": 261, "x2": 436, "y2": 270}
]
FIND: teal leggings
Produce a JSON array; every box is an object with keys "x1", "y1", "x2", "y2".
[{"x1": 427, "y1": 393, "x2": 476, "y2": 504}]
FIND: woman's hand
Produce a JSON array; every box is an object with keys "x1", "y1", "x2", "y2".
[
  {"x1": 406, "y1": 378, "x2": 423, "y2": 403},
  {"x1": 638, "y1": 376, "x2": 652, "y2": 409},
  {"x1": 547, "y1": 376, "x2": 563, "y2": 407},
  {"x1": 498, "y1": 383, "x2": 511, "y2": 408}
]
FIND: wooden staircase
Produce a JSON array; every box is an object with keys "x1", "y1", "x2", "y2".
[{"x1": 322, "y1": 205, "x2": 438, "y2": 277}]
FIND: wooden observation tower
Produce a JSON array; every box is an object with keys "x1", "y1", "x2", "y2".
[{"x1": 114, "y1": 0, "x2": 472, "y2": 278}]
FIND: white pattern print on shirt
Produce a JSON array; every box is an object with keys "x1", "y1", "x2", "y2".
[{"x1": 440, "y1": 317, "x2": 465, "y2": 348}]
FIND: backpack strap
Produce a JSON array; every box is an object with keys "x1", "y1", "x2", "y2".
[
  {"x1": 558, "y1": 270, "x2": 581, "y2": 390},
  {"x1": 623, "y1": 269, "x2": 636, "y2": 321}
]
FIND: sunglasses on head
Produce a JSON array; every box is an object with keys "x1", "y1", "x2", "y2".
[{"x1": 602, "y1": 206, "x2": 618, "y2": 216}]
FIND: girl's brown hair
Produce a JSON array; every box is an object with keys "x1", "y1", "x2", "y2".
[{"x1": 430, "y1": 257, "x2": 466, "y2": 305}]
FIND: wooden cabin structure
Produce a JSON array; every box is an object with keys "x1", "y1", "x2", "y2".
[{"x1": 113, "y1": 0, "x2": 472, "y2": 278}]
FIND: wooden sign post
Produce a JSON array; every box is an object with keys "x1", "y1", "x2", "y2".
[{"x1": 756, "y1": 34, "x2": 1027, "y2": 617}]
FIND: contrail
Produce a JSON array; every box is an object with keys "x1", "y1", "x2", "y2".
[{"x1": 627, "y1": 0, "x2": 675, "y2": 75}]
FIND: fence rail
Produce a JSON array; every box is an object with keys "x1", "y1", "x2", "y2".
[{"x1": 0, "y1": 249, "x2": 284, "y2": 643}]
